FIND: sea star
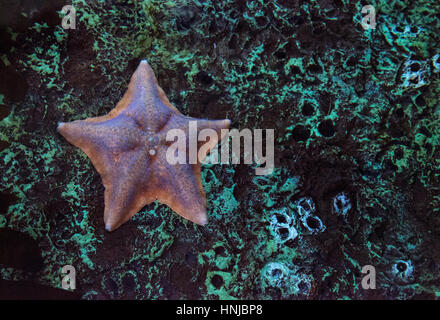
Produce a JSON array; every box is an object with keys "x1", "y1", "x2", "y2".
[{"x1": 58, "y1": 60, "x2": 230, "y2": 231}]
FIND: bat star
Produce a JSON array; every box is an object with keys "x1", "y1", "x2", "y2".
[{"x1": 58, "y1": 60, "x2": 230, "y2": 231}]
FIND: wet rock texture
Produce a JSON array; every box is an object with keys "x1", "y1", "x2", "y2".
[{"x1": 0, "y1": 0, "x2": 439, "y2": 299}]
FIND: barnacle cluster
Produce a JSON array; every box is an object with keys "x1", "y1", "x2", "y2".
[
  {"x1": 260, "y1": 262, "x2": 313, "y2": 299},
  {"x1": 268, "y1": 196, "x2": 328, "y2": 244}
]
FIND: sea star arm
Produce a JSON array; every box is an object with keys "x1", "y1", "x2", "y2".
[
  {"x1": 102, "y1": 148, "x2": 155, "y2": 231},
  {"x1": 152, "y1": 156, "x2": 208, "y2": 226},
  {"x1": 81, "y1": 60, "x2": 180, "y2": 132},
  {"x1": 57, "y1": 115, "x2": 143, "y2": 185}
]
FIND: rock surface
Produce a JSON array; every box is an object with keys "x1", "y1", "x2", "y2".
[{"x1": 0, "y1": 0, "x2": 439, "y2": 299}]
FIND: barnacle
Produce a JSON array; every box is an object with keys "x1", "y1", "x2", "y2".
[
  {"x1": 391, "y1": 260, "x2": 415, "y2": 284},
  {"x1": 300, "y1": 214, "x2": 326, "y2": 234},
  {"x1": 260, "y1": 262, "x2": 291, "y2": 289},
  {"x1": 333, "y1": 192, "x2": 352, "y2": 217},
  {"x1": 432, "y1": 54, "x2": 440, "y2": 73},
  {"x1": 400, "y1": 59, "x2": 430, "y2": 89},
  {"x1": 293, "y1": 197, "x2": 315, "y2": 217}
]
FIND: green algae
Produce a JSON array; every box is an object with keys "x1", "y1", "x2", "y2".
[{"x1": 133, "y1": 220, "x2": 174, "y2": 263}]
